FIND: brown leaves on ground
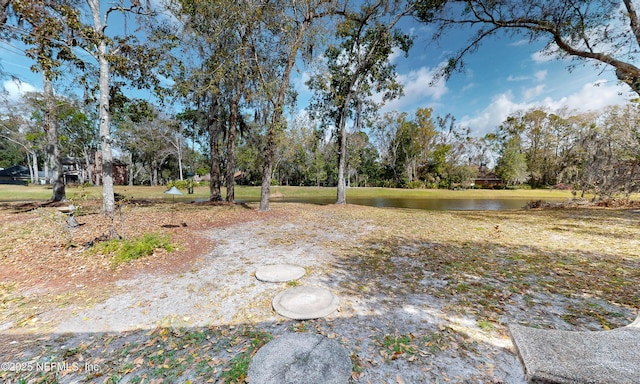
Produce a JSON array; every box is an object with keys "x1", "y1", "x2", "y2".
[
  {"x1": 1, "y1": 200, "x2": 639, "y2": 383},
  {"x1": 335, "y1": 206, "x2": 640, "y2": 331},
  {"x1": 0, "y1": 199, "x2": 274, "y2": 335}
]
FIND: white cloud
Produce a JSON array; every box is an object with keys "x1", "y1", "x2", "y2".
[
  {"x1": 460, "y1": 79, "x2": 629, "y2": 137},
  {"x1": 509, "y1": 39, "x2": 530, "y2": 47},
  {"x1": 523, "y1": 84, "x2": 546, "y2": 100},
  {"x1": 401, "y1": 66, "x2": 448, "y2": 100},
  {"x1": 388, "y1": 47, "x2": 403, "y2": 63},
  {"x1": 534, "y1": 70, "x2": 548, "y2": 81},
  {"x1": 540, "y1": 79, "x2": 628, "y2": 111},
  {"x1": 531, "y1": 49, "x2": 555, "y2": 63},
  {"x1": 507, "y1": 75, "x2": 529, "y2": 82},
  {"x1": 508, "y1": 70, "x2": 547, "y2": 83},
  {"x1": 380, "y1": 65, "x2": 448, "y2": 112},
  {"x1": 459, "y1": 91, "x2": 530, "y2": 136},
  {"x1": 2, "y1": 79, "x2": 38, "y2": 101},
  {"x1": 461, "y1": 82, "x2": 477, "y2": 93}
]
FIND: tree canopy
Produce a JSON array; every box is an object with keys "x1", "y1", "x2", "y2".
[
  {"x1": 415, "y1": 0, "x2": 640, "y2": 96},
  {"x1": 1, "y1": 0, "x2": 639, "y2": 206}
]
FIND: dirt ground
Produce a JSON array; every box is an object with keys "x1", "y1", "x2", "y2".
[{"x1": 1, "y1": 199, "x2": 639, "y2": 383}]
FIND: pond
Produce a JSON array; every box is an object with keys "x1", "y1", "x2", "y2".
[{"x1": 242, "y1": 196, "x2": 567, "y2": 211}]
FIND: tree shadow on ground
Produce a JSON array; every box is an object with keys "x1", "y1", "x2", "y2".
[
  {"x1": 323, "y1": 234, "x2": 639, "y2": 333},
  {"x1": 2, "y1": 205, "x2": 639, "y2": 383},
  {"x1": 0, "y1": 312, "x2": 524, "y2": 384}
]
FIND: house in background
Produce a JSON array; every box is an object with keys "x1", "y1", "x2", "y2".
[
  {"x1": 0, "y1": 165, "x2": 34, "y2": 185},
  {"x1": 473, "y1": 164, "x2": 504, "y2": 189},
  {"x1": 90, "y1": 152, "x2": 127, "y2": 185},
  {"x1": 61, "y1": 156, "x2": 127, "y2": 186},
  {"x1": 0, "y1": 155, "x2": 127, "y2": 186}
]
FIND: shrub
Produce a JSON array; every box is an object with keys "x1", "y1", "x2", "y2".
[
  {"x1": 553, "y1": 183, "x2": 573, "y2": 190},
  {"x1": 167, "y1": 180, "x2": 189, "y2": 190},
  {"x1": 506, "y1": 184, "x2": 531, "y2": 190},
  {"x1": 94, "y1": 233, "x2": 175, "y2": 267}
]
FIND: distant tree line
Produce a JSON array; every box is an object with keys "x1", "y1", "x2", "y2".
[
  {"x1": 493, "y1": 104, "x2": 640, "y2": 199},
  {"x1": 3, "y1": 89, "x2": 639, "y2": 201},
  {"x1": 1, "y1": 0, "x2": 640, "y2": 217}
]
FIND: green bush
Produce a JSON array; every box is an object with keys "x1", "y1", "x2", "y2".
[
  {"x1": 94, "y1": 233, "x2": 175, "y2": 267},
  {"x1": 167, "y1": 180, "x2": 189, "y2": 190},
  {"x1": 506, "y1": 184, "x2": 532, "y2": 190},
  {"x1": 407, "y1": 181, "x2": 425, "y2": 189}
]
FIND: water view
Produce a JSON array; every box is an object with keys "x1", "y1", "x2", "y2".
[{"x1": 244, "y1": 196, "x2": 568, "y2": 211}]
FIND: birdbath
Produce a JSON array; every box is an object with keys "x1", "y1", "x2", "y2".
[{"x1": 164, "y1": 186, "x2": 182, "y2": 227}]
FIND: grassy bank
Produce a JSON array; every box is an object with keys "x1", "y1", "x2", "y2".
[{"x1": 0, "y1": 183, "x2": 581, "y2": 203}]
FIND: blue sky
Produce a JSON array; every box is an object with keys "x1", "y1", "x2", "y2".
[
  {"x1": 1, "y1": 7, "x2": 633, "y2": 139},
  {"x1": 375, "y1": 19, "x2": 632, "y2": 136}
]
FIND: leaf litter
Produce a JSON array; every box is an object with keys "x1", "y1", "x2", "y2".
[{"x1": 0, "y1": 200, "x2": 639, "y2": 383}]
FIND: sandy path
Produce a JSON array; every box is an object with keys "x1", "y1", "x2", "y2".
[
  {"x1": 48, "y1": 211, "x2": 526, "y2": 383},
  {"x1": 55, "y1": 218, "x2": 343, "y2": 333}
]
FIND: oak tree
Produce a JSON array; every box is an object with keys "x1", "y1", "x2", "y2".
[{"x1": 415, "y1": 0, "x2": 640, "y2": 96}]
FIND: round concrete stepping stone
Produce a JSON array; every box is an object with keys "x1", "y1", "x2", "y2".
[
  {"x1": 255, "y1": 264, "x2": 306, "y2": 283},
  {"x1": 248, "y1": 333, "x2": 351, "y2": 384},
  {"x1": 272, "y1": 286, "x2": 339, "y2": 320}
]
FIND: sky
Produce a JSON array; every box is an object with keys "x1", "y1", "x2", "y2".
[
  {"x1": 1, "y1": 4, "x2": 634, "y2": 139},
  {"x1": 375, "y1": 19, "x2": 633, "y2": 137}
]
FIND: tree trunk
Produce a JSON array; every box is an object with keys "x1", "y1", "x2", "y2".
[
  {"x1": 336, "y1": 117, "x2": 347, "y2": 204},
  {"x1": 226, "y1": 94, "x2": 240, "y2": 203},
  {"x1": 88, "y1": 0, "x2": 115, "y2": 215},
  {"x1": 32, "y1": 151, "x2": 39, "y2": 184},
  {"x1": 127, "y1": 153, "x2": 134, "y2": 186},
  {"x1": 259, "y1": 18, "x2": 310, "y2": 211},
  {"x1": 259, "y1": 127, "x2": 274, "y2": 211},
  {"x1": 76, "y1": 159, "x2": 84, "y2": 184},
  {"x1": 151, "y1": 159, "x2": 158, "y2": 186},
  {"x1": 208, "y1": 99, "x2": 222, "y2": 201},
  {"x1": 335, "y1": 79, "x2": 357, "y2": 205},
  {"x1": 43, "y1": 74, "x2": 66, "y2": 201},
  {"x1": 177, "y1": 145, "x2": 183, "y2": 181},
  {"x1": 44, "y1": 161, "x2": 49, "y2": 184},
  {"x1": 25, "y1": 151, "x2": 34, "y2": 184},
  {"x1": 98, "y1": 43, "x2": 114, "y2": 214},
  {"x1": 83, "y1": 149, "x2": 93, "y2": 186},
  {"x1": 94, "y1": 151, "x2": 101, "y2": 186}
]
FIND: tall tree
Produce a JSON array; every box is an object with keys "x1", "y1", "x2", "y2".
[
  {"x1": 253, "y1": 0, "x2": 338, "y2": 211},
  {"x1": 575, "y1": 104, "x2": 640, "y2": 198},
  {"x1": 9, "y1": 0, "x2": 77, "y2": 200},
  {"x1": 11, "y1": 0, "x2": 168, "y2": 213},
  {"x1": 374, "y1": 111, "x2": 414, "y2": 186},
  {"x1": 42, "y1": 74, "x2": 65, "y2": 200},
  {"x1": 57, "y1": 96, "x2": 98, "y2": 185},
  {"x1": 308, "y1": 0, "x2": 413, "y2": 203},
  {"x1": 0, "y1": 113, "x2": 38, "y2": 180},
  {"x1": 415, "y1": 0, "x2": 640, "y2": 96},
  {"x1": 0, "y1": 97, "x2": 45, "y2": 183},
  {"x1": 167, "y1": 0, "x2": 253, "y2": 202},
  {"x1": 495, "y1": 136, "x2": 528, "y2": 186}
]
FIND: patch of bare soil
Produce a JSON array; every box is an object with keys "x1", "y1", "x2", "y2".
[{"x1": 1, "y1": 202, "x2": 638, "y2": 383}]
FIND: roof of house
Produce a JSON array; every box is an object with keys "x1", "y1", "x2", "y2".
[{"x1": 0, "y1": 165, "x2": 30, "y2": 178}]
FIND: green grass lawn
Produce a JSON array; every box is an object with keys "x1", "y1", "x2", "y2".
[
  {"x1": 0, "y1": 183, "x2": 576, "y2": 202},
  {"x1": 0, "y1": 183, "x2": 627, "y2": 203}
]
